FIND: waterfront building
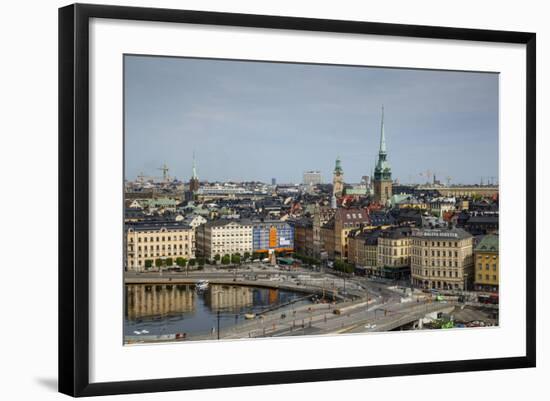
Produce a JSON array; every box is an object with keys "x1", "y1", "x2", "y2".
[
  {"x1": 410, "y1": 228, "x2": 474, "y2": 290},
  {"x1": 196, "y1": 220, "x2": 253, "y2": 260},
  {"x1": 474, "y1": 234, "x2": 499, "y2": 292},
  {"x1": 125, "y1": 221, "x2": 195, "y2": 272},
  {"x1": 332, "y1": 156, "x2": 344, "y2": 198},
  {"x1": 252, "y1": 220, "x2": 294, "y2": 254},
  {"x1": 377, "y1": 227, "x2": 412, "y2": 279},
  {"x1": 303, "y1": 170, "x2": 322, "y2": 186},
  {"x1": 373, "y1": 107, "x2": 393, "y2": 205}
]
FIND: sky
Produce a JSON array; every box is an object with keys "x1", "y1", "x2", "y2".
[{"x1": 124, "y1": 55, "x2": 498, "y2": 185}]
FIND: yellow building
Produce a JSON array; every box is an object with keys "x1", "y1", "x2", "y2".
[
  {"x1": 126, "y1": 221, "x2": 195, "y2": 272},
  {"x1": 348, "y1": 229, "x2": 384, "y2": 276},
  {"x1": 377, "y1": 227, "x2": 412, "y2": 279},
  {"x1": 474, "y1": 234, "x2": 499, "y2": 292},
  {"x1": 333, "y1": 208, "x2": 370, "y2": 261}
]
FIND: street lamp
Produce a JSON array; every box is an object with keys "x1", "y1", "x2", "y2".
[{"x1": 217, "y1": 310, "x2": 220, "y2": 340}]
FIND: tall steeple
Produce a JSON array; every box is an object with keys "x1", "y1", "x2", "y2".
[
  {"x1": 332, "y1": 155, "x2": 344, "y2": 199},
  {"x1": 373, "y1": 105, "x2": 392, "y2": 205},
  {"x1": 191, "y1": 151, "x2": 198, "y2": 179},
  {"x1": 379, "y1": 105, "x2": 386, "y2": 154},
  {"x1": 189, "y1": 151, "x2": 200, "y2": 193},
  {"x1": 334, "y1": 156, "x2": 343, "y2": 175}
]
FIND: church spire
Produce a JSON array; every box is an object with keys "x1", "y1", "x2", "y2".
[
  {"x1": 192, "y1": 151, "x2": 198, "y2": 179},
  {"x1": 334, "y1": 155, "x2": 343, "y2": 174},
  {"x1": 379, "y1": 105, "x2": 386, "y2": 154}
]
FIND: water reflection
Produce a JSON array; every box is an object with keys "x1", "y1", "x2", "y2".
[
  {"x1": 126, "y1": 284, "x2": 195, "y2": 320},
  {"x1": 124, "y1": 284, "x2": 307, "y2": 338},
  {"x1": 204, "y1": 285, "x2": 254, "y2": 310}
]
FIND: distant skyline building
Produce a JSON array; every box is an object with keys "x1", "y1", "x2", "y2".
[
  {"x1": 373, "y1": 106, "x2": 393, "y2": 204},
  {"x1": 332, "y1": 157, "x2": 344, "y2": 198},
  {"x1": 303, "y1": 170, "x2": 322, "y2": 186},
  {"x1": 271, "y1": 178, "x2": 277, "y2": 186}
]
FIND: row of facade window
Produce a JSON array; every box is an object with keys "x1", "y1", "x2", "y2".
[
  {"x1": 130, "y1": 244, "x2": 189, "y2": 251},
  {"x1": 213, "y1": 233, "x2": 251, "y2": 237},
  {"x1": 477, "y1": 274, "x2": 498, "y2": 281},
  {"x1": 412, "y1": 268, "x2": 460, "y2": 278},
  {"x1": 130, "y1": 235, "x2": 190, "y2": 242},
  {"x1": 212, "y1": 226, "x2": 252, "y2": 230},
  {"x1": 379, "y1": 256, "x2": 408, "y2": 266},
  {"x1": 133, "y1": 251, "x2": 192, "y2": 258},
  {"x1": 379, "y1": 247, "x2": 410, "y2": 256},
  {"x1": 477, "y1": 263, "x2": 498, "y2": 270},
  {"x1": 412, "y1": 240, "x2": 460, "y2": 247},
  {"x1": 412, "y1": 249, "x2": 460, "y2": 257},
  {"x1": 412, "y1": 257, "x2": 460, "y2": 267}
]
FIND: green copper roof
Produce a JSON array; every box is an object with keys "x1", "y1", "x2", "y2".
[
  {"x1": 334, "y1": 156, "x2": 343, "y2": 174},
  {"x1": 475, "y1": 234, "x2": 499, "y2": 253}
]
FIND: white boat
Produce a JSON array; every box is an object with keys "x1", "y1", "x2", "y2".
[{"x1": 195, "y1": 280, "x2": 209, "y2": 291}]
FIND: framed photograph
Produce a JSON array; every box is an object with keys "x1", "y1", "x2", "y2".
[{"x1": 59, "y1": 3, "x2": 536, "y2": 397}]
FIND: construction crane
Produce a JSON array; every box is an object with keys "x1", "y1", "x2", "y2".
[{"x1": 158, "y1": 163, "x2": 169, "y2": 182}]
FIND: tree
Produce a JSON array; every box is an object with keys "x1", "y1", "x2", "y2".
[
  {"x1": 165, "y1": 257, "x2": 173, "y2": 267},
  {"x1": 231, "y1": 254, "x2": 241, "y2": 264},
  {"x1": 221, "y1": 254, "x2": 231, "y2": 265},
  {"x1": 243, "y1": 251, "x2": 251, "y2": 261},
  {"x1": 213, "y1": 254, "x2": 221, "y2": 265},
  {"x1": 155, "y1": 258, "x2": 163, "y2": 268},
  {"x1": 333, "y1": 259, "x2": 344, "y2": 271},
  {"x1": 144, "y1": 259, "x2": 153, "y2": 269},
  {"x1": 188, "y1": 258, "x2": 196, "y2": 267},
  {"x1": 345, "y1": 263, "x2": 354, "y2": 274},
  {"x1": 175, "y1": 257, "x2": 187, "y2": 268},
  {"x1": 197, "y1": 257, "x2": 205, "y2": 267}
]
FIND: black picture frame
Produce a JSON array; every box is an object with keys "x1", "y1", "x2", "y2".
[{"x1": 59, "y1": 3, "x2": 536, "y2": 397}]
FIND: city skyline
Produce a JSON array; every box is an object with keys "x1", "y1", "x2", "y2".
[{"x1": 125, "y1": 55, "x2": 499, "y2": 185}]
